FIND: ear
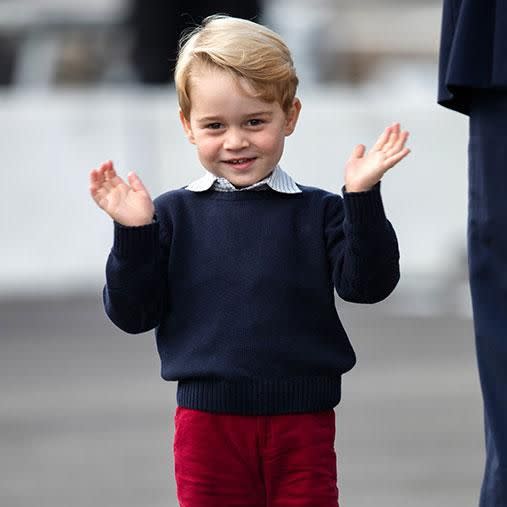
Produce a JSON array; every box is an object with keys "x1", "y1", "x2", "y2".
[
  {"x1": 179, "y1": 109, "x2": 196, "y2": 144},
  {"x1": 284, "y1": 98, "x2": 302, "y2": 136}
]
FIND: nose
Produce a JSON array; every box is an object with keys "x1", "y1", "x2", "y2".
[{"x1": 223, "y1": 128, "x2": 249, "y2": 150}]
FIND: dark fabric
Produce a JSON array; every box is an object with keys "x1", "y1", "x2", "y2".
[
  {"x1": 438, "y1": 0, "x2": 507, "y2": 115},
  {"x1": 468, "y1": 90, "x2": 507, "y2": 506},
  {"x1": 102, "y1": 183, "x2": 400, "y2": 415},
  {"x1": 127, "y1": 0, "x2": 262, "y2": 84},
  {"x1": 0, "y1": 37, "x2": 16, "y2": 86},
  {"x1": 439, "y1": 3, "x2": 507, "y2": 503},
  {"x1": 173, "y1": 406, "x2": 339, "y2": 506}
]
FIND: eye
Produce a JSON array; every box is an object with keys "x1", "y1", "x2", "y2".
[
  {"x1": 247, "y1": 119, "x2": 264, "y2": 127},
  {"x1": 206, "y1": 122, "x2": 223, "y2": 130}
]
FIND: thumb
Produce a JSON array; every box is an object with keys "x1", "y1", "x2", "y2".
[
  {"x1": 127, "y1": 171, "x2": 148, "y2": 193},
  {"x1": 349, "y1": 144, "x2": 365, "y2": 160}
]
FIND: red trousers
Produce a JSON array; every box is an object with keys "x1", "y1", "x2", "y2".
[{"x1": 173, "y1": 406, "x2": 339, "y2": 507}]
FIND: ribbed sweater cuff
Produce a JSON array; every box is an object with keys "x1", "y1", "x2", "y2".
[
  {"x1": 342, "y1": 181, "x2": 387, "y2": 225},
  {"x1": 112, "y1": 220, "x2": 159, "y2": 258}
]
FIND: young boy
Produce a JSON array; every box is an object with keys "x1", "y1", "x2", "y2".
[{"x1": 89, "y1": 15, "x2": 410, "y2": 507}]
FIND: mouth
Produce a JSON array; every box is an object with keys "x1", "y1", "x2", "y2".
[{"x1": 223, "y1": 157, "x2": 257, "y2": 170}]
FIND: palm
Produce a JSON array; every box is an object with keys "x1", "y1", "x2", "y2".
[
  {"x1": 345, "y1": 151, "x2": 389, "y2": 191},
  {"x1": 103, "y1": 181, "x2": 152, "y2": 223},
  {"x1": 89, "y1": 160, "x2": 154, "y2": 226},
  {"x1": 345, "y1": 123, "x2": 410, "y2": 192}
]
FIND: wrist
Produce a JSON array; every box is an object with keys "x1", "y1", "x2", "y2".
[
  {"x1": 344, "y1": 184, "x2": 374, "y2": 193},
  {"x1": 113, "y1": 214, "x2": 155, "y2": 227}
]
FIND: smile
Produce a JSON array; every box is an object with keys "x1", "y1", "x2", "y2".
[
  {"x1": 223, "y1": 157, "x2": 257, "y2": 170},
  {"x1": 225, "y1": 158, "x2": 256, "y2": 165}
]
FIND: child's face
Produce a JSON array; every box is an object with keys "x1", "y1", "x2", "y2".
[{"x1": 180, "y1": 68, "x2": 301, "y2": 188}]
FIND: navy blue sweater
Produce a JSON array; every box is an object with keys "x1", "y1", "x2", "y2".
[{"x1": 103, "y1": 182, "x2": 399, "y2": 415}]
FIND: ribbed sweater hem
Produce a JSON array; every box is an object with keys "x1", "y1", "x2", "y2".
[{"x1": 176, "y1": 375, "x2": 342, "y2": 415}]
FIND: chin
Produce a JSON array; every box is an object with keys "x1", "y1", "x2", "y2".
[{"x1": 231, "y1": 175, "x2": 260, "y2": 186}]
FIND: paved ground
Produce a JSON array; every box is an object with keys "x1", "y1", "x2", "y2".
[{"x1": 1, "y1": 294, "x2": 484, "y2": 507}]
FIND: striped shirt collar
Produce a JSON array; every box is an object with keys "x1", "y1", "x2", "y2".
[{"x1": 186, "y1": 165, "x2": 302, "y2": 194}]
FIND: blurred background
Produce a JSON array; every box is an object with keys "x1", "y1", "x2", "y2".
[{"x1": 1, "y1": 1, "x2": 482, "y2": 506}]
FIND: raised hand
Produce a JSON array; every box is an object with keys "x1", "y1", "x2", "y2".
[
  {"x1": 89, "y1": 160, "x2": 155, "y2": 226},
  {"x1": 344, "y1": 123, "x2": 411, "y2": 193}
]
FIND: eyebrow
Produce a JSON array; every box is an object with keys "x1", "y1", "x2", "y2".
[{"x1": 196, "y1": 111, "x2": 274, "y2": 123}]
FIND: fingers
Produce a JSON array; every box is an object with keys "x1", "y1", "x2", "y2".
[
  {"x1": 370, "y1": 125, "x2": 394, "y2": 153},
  {"x1": 89, "y1": 160, "x2": 128, "y2": 194},
  {"x1": 371, "y1": 123, "x2": 409, "y2": 155},
  {"x1": 101, "y1": 160, "x2": 123, "y2": 190},
  {"x1": 384, "y1": 147, "x2": 411, "y2": 170},
  {"x1": 89, "y1": 167, "x2": 104, "y2": 199},
  {"x1": 379, "y1": 124, "x2": 400, "y2": 155},
  {"x1": 127, "y1": 171, "x2": 149, "y2": 194},
  {"x1": 385, "y1": 128, "x2": 409, "y2": 158},
  {"x1": 373, "y1": 123, "x2": 410, "y2": 170},
  {"x1": 90, "y1": 160, "x2": 112, "y2": 190},
  {"x1": 90, "y1": 166, "x2": 111, "y2": 207},
  {"x1": 378, "y1": 123, "x2": 411, "y2": 170}
]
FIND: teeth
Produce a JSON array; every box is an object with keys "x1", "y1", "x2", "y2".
[{"x1": 231, "y1": 158, "x2": 250, "y2": 164}]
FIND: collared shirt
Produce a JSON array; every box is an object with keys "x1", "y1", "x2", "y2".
[{"x1": 185, "y1": 165, "x2": 302, "y2": 194}]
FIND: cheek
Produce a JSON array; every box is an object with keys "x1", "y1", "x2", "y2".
[
  {"x1": 195, "y1": 137, "x2": 221, "y2": 159},
  {"x1": 259, "y1": 131, "x2": 285, "y2": 154}
]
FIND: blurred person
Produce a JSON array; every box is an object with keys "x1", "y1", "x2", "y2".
[
  {"x1": 0, "y1": 36, "x2": 16, "y2": 86},
  {"x1": 89, "y1": 15, "x2": 410, "y2": 506},
  {"x1": 438, "y1": 1, "x2": 507, "y2": 506},
  {"x1": 127, "y1": 0, "x2": 261, "y2": 84}
]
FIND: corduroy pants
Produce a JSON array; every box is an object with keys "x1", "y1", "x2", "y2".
[{"x1": 173, "y1": 406, "x2": 339, "y2": 506}]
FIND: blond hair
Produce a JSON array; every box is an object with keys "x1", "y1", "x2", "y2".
[{"x1": 175, "y1": 15, "x2": 299, "y2": 119}]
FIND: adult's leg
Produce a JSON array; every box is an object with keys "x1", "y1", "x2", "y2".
[
  {"x1": 261, "y1": 409, "x2": 339, "y2": 507},
  {"x1": 468, "y1": 89, "x2": 507, "y2": 506}
]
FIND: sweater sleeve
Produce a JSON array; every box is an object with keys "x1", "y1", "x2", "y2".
[
  {"x1": 324, "y1": 182, "x2": 400, "y2": 303},
  {"x1": 102, "y1": 213, "x2": 170, "y2": 334}
]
